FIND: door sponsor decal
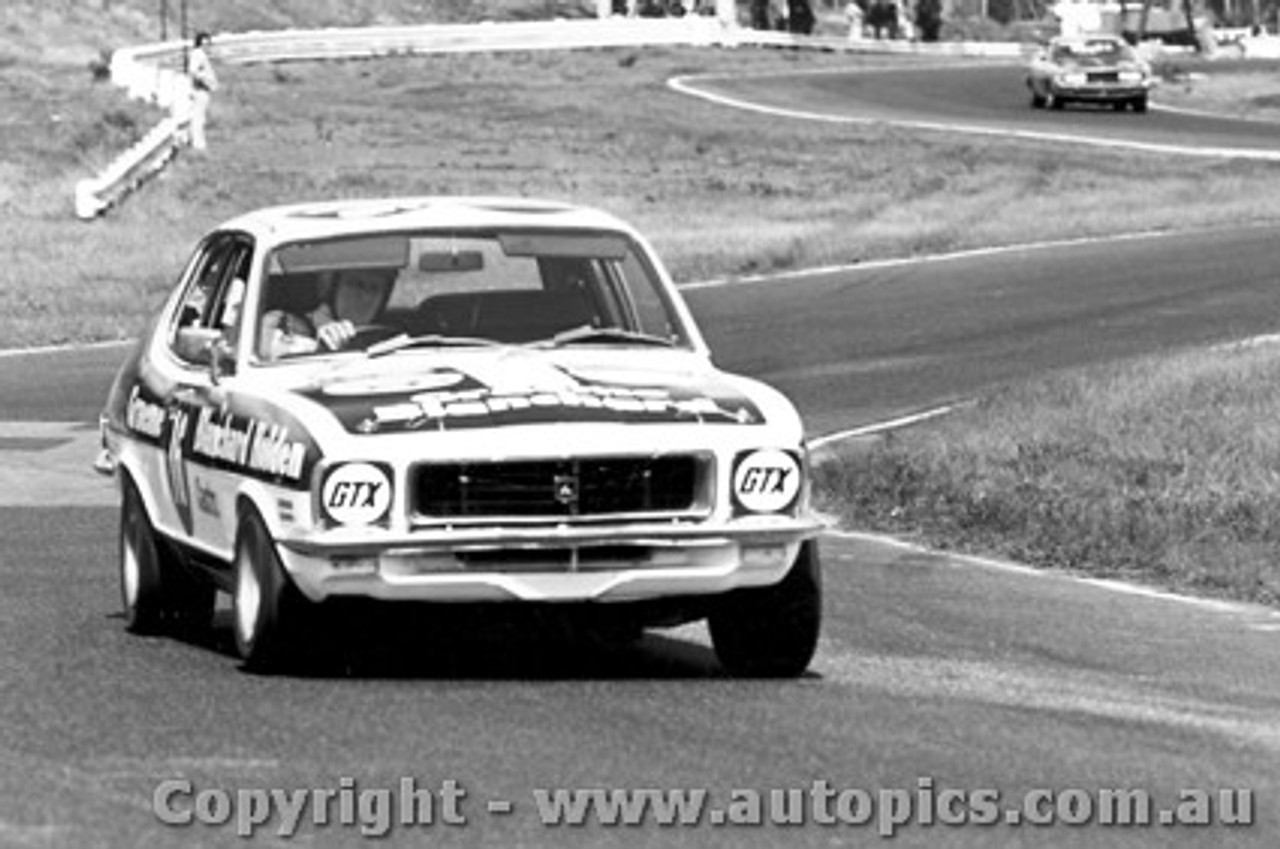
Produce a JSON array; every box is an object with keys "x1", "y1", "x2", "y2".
[
  {"x1": 125, "y1": 386, "x2": 166, "y2": 440},
  {"x1": 190, "y1": 407, "x2": 307, "y2": 482}
]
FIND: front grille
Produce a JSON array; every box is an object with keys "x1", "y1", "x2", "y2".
[
  {"x1": 413, "y1": 455, "x2": 708, "y2": 520},
  {"x1": 1087, "y1": 71, "x2": 1120, "y2": 83}
]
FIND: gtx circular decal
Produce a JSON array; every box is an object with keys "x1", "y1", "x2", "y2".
[
  {"x1": 733, "y1": 449, "x2": 801, "y2": 514},
  {"x1": 322, "y1": 463, "x2": 392, "y2": 526}
]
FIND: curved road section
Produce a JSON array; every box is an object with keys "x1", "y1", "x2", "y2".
[{"x1": 673, "y1": 62, "x2": 1280, "y2": 160}]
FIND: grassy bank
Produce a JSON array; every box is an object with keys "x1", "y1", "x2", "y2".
[
  {"x1": 815, "y1": 341, "x2": 1280, "y2": 605},
  {"x1": 1150, "y1": 56, "x2": 1280, "y2": 122}
]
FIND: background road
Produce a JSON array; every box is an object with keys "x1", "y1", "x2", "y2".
[
  {"x1": 688, "y1": 224, "x2": 1280, "y2": 435},
  {"x1": 683, "y1": 62, "x2": 1280, "y2": 156},
  {"x1": 3, "y1": 225, "x2": 1279, "y2": 846}
]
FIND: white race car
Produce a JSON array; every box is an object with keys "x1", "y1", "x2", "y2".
[
  {"x1": 1026, "y1": 34, "x2": 1154, "y2": 112},
  {"x1": 96, "y1": 197, "x2": 824, "y2": 674}
]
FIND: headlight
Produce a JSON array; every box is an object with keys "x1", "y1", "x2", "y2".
[
  {"x1": 1118, "y1": 70, "x2": 1145, "y2": 84},
  {"x1": 731, "y1": 449, "x2": 803, "y2": 515},
  {"x1": 320, "y1": 462, "x2": 392, "y2": 527},
  {"x1": 1056, "y1": 72, "x2": 1087, "y2": 87}
]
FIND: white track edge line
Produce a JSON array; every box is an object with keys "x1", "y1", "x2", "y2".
[
  {"x1": 667, "y1": 73, "x2": 1280, "y2": 162},
  {"x1": 824, "y1": 527, "x2": 1280, "y2": 620}
]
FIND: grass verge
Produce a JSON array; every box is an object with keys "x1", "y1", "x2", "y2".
[
  {"x1": 1150, "y1": 56, "x2": 1280, "y2": 122},
  {"x1": 815, "y1": 340, "x2": 1280, "y2": 605}
]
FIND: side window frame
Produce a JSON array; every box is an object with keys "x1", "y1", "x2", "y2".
[
  {"x1": 596, "y1": 249, "x2": 687, "y2": 345},
  {"x1": 168, "y1": 232, "x2": 255, "y2": 368},
  {"x1": 204, "y1": 238, "x2": 256, "y2": 355}
]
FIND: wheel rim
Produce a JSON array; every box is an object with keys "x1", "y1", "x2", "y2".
[
  {"x1": 121, "y1": 522, "x2": 141, "y2": 612},
  {"x1": 234, "y1": 544, "x2": 262, "y2": 649}
]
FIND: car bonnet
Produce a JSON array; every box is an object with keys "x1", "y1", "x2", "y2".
[{"x1": 284, "y1": 348, "x2": 770, "y2": 436}]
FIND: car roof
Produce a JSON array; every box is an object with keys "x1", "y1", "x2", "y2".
[{"x1": 219, "y1": 196, "x2": 637, "y2": 243}]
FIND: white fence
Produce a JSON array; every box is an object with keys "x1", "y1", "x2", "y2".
[{"x1": 77, "y1": 16, "x2": 1029, "y2": 219}]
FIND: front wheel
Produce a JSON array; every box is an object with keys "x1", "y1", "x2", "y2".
[
  {"x1": 232, "y1": 509, "x2": 309, "y2": 671},
  {"x1": 708, "y1": 541, "x2": 822, "y2": 678},
  {"x1": 119, "y1": 476, "x2": 212, "y2": 635}
]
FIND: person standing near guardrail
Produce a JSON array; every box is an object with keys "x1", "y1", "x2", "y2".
[{"x1": 187, "y1": 31, "x2": 219, "y2": 152}]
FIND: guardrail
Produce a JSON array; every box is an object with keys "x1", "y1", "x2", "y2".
[
  {"x1": 77, "y1": 16, "x2": 1031, "y2": 219},
  {"x1": 75, "y1": 39, "x2": 193, "y2": 220},
  {"x1": 1212, "y1": 29, "x2": 1280, "y2": 58},
  {"x1": 738, "y1": 29, "x2": 1034, "y2": 58}
]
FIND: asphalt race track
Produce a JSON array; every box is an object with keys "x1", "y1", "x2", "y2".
[
  {"x1": 4, "y1": 68, "x2": 1280, "y2": 847},
  {"x1": 676, "y1": 62, "x2": 1280, "y2": 159}
]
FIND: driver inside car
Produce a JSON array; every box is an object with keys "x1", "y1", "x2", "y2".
[{"x1": 259, "y1": 267, "x2": 396, "y2": 360}]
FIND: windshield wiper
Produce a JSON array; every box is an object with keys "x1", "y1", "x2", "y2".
[
  {"x1": 367, "y1": 333, "x2": 501, "y2": 358},
  {"x1": 537, "y1": 326, "x2": 676, "y2": 349}
]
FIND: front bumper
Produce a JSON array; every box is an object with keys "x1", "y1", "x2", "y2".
[
  {"x1": 275, "y1": 515, "x2": 825, "y2": 603},
  {"x1": 1052, "y1": 83, "x2": 1149, "y2": 102}
]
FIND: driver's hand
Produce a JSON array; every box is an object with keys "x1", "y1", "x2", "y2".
[{"x1": 316, "y1": 319, "x2": 357, "y2": 351}]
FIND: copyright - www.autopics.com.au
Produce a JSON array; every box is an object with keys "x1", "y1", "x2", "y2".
[{"x1": 151, "y1": 776, "x2": 1257, "y2": 838}]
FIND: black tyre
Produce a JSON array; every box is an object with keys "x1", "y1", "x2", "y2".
[
  {"x1": 1132, "y1": 95, "x2": 1148, "y2": 113},
  {"x1": 119, "y1": 475, "x2": 213, "y2": 635},
  {"x1": 708, "y1": 541, "x2": 822, "y2": 678},
  {"x1": 1048, "y1": 94, "x2": 1065, "y2": 111},
  {"x1": 1030, "y1": 90, "x2": 1046, "y2": 109},
  {"x1": 232, "y1": 508, "x2": 309, "y2": 671}
]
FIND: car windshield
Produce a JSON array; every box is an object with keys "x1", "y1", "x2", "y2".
[
  {"x1": 1052, "y1": 39, "x2": 1134, "y2": 64},
  {"x1": 253, "y1": 229, "x2": 690, "y2": 361}
]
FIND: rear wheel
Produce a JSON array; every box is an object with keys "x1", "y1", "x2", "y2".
[
  {"x1": 119, "y1": 476, "x2": 213, "y2": 635},
  {"x1": 708, "y1": 541, "x2": 822, "y2": 678},
  {"x1": 232, "y1": 508, "x2": 309, "y2": 672}
]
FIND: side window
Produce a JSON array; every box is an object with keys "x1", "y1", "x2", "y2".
[
  {"x1": 170, "y1": 235, "x2": 253, "y2": 363},
  {"x1": 205, "y1": 243, "x2": 254, "y2": 347},
  {"x1": 605, "y1": 252, "x2": 680, "y2": 341}
]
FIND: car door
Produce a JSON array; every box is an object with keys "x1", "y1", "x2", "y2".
[{"x1": 161, "y1": 232, "x2": 255, "y2": 560}]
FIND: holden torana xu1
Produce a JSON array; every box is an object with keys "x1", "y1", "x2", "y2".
[
  {"x1": 95, "y1": 197, "x2": 825, "y2": 674},
  {"x1": 1026, "y1": 34, "x2": 1153, "y2": 112}
]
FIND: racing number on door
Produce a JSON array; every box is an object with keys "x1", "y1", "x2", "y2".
[{"x1": 165, "y1": 406, "x2": 194, "y2": 534}]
